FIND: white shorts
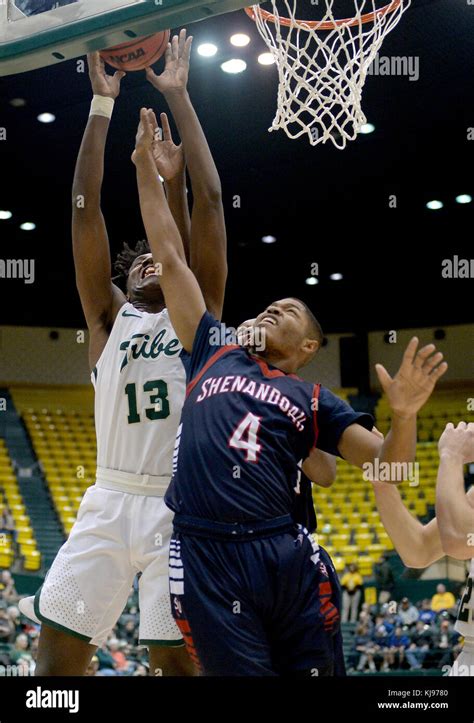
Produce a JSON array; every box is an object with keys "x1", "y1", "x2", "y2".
[
  {"x1": 19, "y1": 485, "x2": 182, "y2": 648},
  {"x1": 449, "y1": 644, "x2": 474, "y2": 676}
]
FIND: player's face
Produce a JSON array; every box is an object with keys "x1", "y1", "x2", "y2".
[
  {"x1": 127, "y1": 253, "x2": 163, "y2": 302},
  {"x1": 254, "y1": 298, "x2": 310, "y2": 358}
]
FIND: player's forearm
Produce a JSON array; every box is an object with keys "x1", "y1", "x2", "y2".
[
  {"x1": 378, "y1": 413, "x2": 417, "y2": 482},
  {"x1": 72, "y1": 115, "x2": 109, "y2": 209},
  {"x1": 135, "y1": 149, "x2": 186, "y2": 266},
  {"x1": 436, "y1": 453, "x2": 473, "y2": 559},
  {"x1": 164, "y1": 90, "x2": 221, "y2": 201},
  {"x1": 372, "y1": 481, "x2": 442, "y2": 568},
  {"x1": 164, "y1": 170, "x2": 191, "y2": 263}
]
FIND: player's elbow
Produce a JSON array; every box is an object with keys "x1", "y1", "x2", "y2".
[
  {"x1": 400, "y1": 550, "x2": 433, "y2": 569},
  {"x1": 441, "y1": 534, "x2": 473, "y2": 561},
  {"x1": 193, "y1": 183, "x2": 222, "y2": 206}
]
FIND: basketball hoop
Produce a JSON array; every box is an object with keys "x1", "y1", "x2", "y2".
[{"x1": 245, "y1": 0, "x2": 411, "y2": 149}]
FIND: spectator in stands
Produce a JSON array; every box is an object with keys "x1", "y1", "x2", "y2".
[
  {"x1": 418, "y1": 598, "x2": 437, "y2": 625},
  {"x1": 397, "y1": 597, "x2": 419, "y2": 627},
  {"x1": 354, "y1": 623, "x2": 377, "y2": 673},
  {"x1": 6, "y1": 605, "x2": 22, "y2": 636},
  {"x1": 85, "y1": 655, "x2": 100, "y2": 676},
  {"x1": 96, "y1": 642, "x2": 117, "y2": 675},
  {"x1": 406, "y1": 620, "x2": 433, "y2": 670},
  {"x1": 373, "y1": 554, "x2": 395, "y2": 607},
  {"x1": 341, "y1": 563, "x2": 364, "y2": 623},
  {"x1": 107, "y1": 637, "x2": 129, "y2": 673},
  {"x1": 0, "y1": 571, "x2": 18, "y2": 604},
  {"x1": 0, "y1": 607, "x2": 15, "y2": 643},
  {"x1": 133, "y1": 663, "x2": 149, "y2": 676},
  {"x1": 433, "y1": 619, "x2": 461, "y2": 668},
  {"x1": 431, "y1": 583, "x2": 457, "y2": 614},
  {"x1": 372, "y1": 624, "x2": 392, "y2": 672},
  {"x1": 9, "y1": 633, "x2": 32, "y2": 666},
  {"x1": 122, "y1": 619, "x2": 139, "y2": 645},
  {"x1": 386, "y1": 625, "x2": 410, "y2": 670}
]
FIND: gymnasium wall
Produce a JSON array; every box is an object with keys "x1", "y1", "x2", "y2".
[
  {"x1": 0, "y1": 323, "x2": 472, "y2": 389},
  {"x1": 368, "y1": 324, "x2": 474, "y2": 389}
]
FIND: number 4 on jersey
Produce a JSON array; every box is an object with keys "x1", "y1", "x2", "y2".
[{"x1": 229, "y1": 413, "x2": 262, "y2": 462}]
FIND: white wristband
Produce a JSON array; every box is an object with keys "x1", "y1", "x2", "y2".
[{"x1": 89, "y1": 95, "x2": 115, "y2": 119}]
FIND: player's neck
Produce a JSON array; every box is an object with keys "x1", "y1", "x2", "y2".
[
  {"x1": 130, "y1": 300, "x2": 165, "y2": 314},
  {"x1": 251, "y1": 349, "x2": 298, "y2": 375}
]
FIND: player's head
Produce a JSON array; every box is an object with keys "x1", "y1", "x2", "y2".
[
  {"x1": 113, "y1": 239, "x2": 164, "y2": 306},
  {"x1": 253, "y1": 298, "x2": 323, "y2": 370}
]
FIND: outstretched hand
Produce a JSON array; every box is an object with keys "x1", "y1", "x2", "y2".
[
  {"x1": 87, "y1": 51, "x2": 125, "y2": 99},
  {"x1": 132, "y1": 107, "x2": 156, "y2": 165},
  {"x1": 145, "y1": 28, "x2": 193, "y2": 95},
  {"x1": 152, "y1": 112, "x2": 185, "y2": 181},
  {"x1": 375, "y1": 337, "x2": 448, "y2": 418},
  {"x1": 438, "y1": 421, "x2": 474, "y2": 464}
]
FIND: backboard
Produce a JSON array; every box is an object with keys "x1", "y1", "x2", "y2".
[{"x1": 0, "y1": 0, "x2": 252, "y2": 76}]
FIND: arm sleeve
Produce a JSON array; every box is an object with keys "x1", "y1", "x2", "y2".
[{"x1": 316, "y1": 386, "x2": 374, "y2": 457}]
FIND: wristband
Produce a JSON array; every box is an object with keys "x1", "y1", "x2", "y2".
[{"x1": 89, "y1": 95, "x2": 115, "y2": 119}]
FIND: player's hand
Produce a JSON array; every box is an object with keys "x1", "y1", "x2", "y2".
[
  {"x1": 87, "y1": 52, "x2": 125, "y2": 99},
  {"x1": 145, "y1": 28, "x2": 192, "y2": 95},
  {"x1": 375, "y1": 338, "x2": 448, "y2": 418},
  {"x1": 152, "y1": 113, "x2": 185, "y2": 181},
  {"x1": 132, "y1": 108, "x2": 156, "y2": 165},
  {"x1": 438, "y1": 421, "x2": 474, "y2": 464}
]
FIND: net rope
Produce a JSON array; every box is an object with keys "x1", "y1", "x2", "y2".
[{"x1": 248, "y1": 0, "x2": 411, "y2": 148}]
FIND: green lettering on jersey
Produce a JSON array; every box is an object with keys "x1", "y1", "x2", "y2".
[
  {"x1": 119, "y1": 330, "x2": 180, "y2": 371},
  {"x1": 124, "y1": 380, "x2": 170, "y2": 425}
]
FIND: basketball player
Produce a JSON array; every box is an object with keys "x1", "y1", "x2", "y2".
[
  {"x1": 19, "y1": 31, "x2": 226, "y2": 675},
  {"x1": 132, "y1": 107, "x2": 447, "y2": 674},
  {"x1": 372, "y1": 422, "x2": 474, "y2": 675}
]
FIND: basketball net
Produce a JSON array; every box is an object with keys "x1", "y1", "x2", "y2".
[{"x1": 246, "y1": 0, "x2": 411, "y2": 149}]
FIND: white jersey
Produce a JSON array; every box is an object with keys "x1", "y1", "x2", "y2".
[
  {"x1": 92, "y1": 303, "x2": 186, "y2": 493},
  {"x1": 455, "y1": 558, "x2": 474, "y2": 644}
]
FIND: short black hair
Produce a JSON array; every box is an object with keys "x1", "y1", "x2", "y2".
[
  {"x1": 290, "y1": 298, "x2": 324, "y2": 346},
  {"x1": 113, "y1": 239, "x2": 150, "y2": 286}
]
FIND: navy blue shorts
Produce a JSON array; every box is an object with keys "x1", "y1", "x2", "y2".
[{"x1": 168, "y1": 514, "x2": 344, "y2": 676}]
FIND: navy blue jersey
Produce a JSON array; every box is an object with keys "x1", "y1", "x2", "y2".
[{"x1": 166, "y1": 312, "x2": 373, "y2": 522}]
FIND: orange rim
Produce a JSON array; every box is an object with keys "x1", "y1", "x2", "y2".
[{"x1": 245, "y1": 1, "x2": 403, "y2": 30}]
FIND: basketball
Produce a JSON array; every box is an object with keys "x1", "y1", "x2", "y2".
[{"x1": 99, "y1": 30, "x2": 170, "y2": 72}]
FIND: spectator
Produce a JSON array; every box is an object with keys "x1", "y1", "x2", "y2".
[
  {"x1": 0, "y1": 571, "x2": 18, "y2": 604},
  {"x1": 418, "y1": 598, "x2": 437, "y2": 626},
  {"x1": 108, "y1": 637, "x2": 129, "y2": 673},
  {"x1": 6, "y1": 605, "x2": 22, "y2": 636},
  {"x1": 431, "y1": 584, "x2": 456, "y2": 614},
  {"x1": 397, "y1": 597, "x2": 419, "y2": 627},
  {"x1": 373, "y1": 554, "x2": 395, "y2": 606},
  {"x1": 96, "y1": 642, "x2": 117, "y2": 675},
  {"x1": 9, "y1": 633, "x2": 33, "y2": 666},
  {"x1": 85, "y1": 655, "x2": 100, "y2": 676},
  {"x1": 341, "y1": 563, "x2": 364, "y2": 623},
  {"x1": 133, "y1": 663, "x2": 149, "y2": 676},
  {"x1": 372, "y1": 624, "x2": 391, "y2": 672},
  {"x1": 0, "y1": 608, "x2": 15, "y2": 643},
  {"x1": 406, "y1": 620, "x2": 433, "y2": 670},
  {"x1": 354, "y1": 623, "x2": 376, "y2": 673},
  {"x1": 386, "y1": 626, "x2": 410, "y2": 670},
  {"x1": 433, "y1": 619, "x2": 461, "y2": 668}
]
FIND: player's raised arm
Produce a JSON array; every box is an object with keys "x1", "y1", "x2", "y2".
[
  {"x1": 336, "y1": 338, "x2": 448, "y2": 481},
  {"x1": 146, "y1": 29, "x2": 227, "y2": 319},
  {"x1": 151, "y1": 111, "x2": 191, "y2": 262},
  {"x1": 133, "y1": 108, "x2": 205, "y2": 352},
  {"x1": 436, "y1": 422, "x2": 474, "y2": 560},
  {"x1": 72, "y1": 52, "x2": 127, "y2": 369}
]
